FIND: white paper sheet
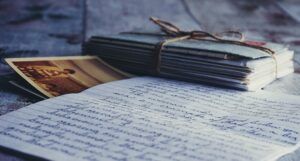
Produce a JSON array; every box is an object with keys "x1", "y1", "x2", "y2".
[{"x1": 0, "y1": 77, "x2": 299, "y2": 161}]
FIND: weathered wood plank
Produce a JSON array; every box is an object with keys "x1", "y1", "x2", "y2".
[
  {"x1": 0, "y1": 0, "x2": 85, "y2": 75},
  {"x1": 85, "y1": 0, "x2": 201, "y2": 38},
  {"x1": 185, "y1": 0, "x2": 300, "y2": 70}
]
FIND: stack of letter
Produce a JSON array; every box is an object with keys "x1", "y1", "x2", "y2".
[{"x1": 83, "y1": 33, "x2": 294, "y2": 91}]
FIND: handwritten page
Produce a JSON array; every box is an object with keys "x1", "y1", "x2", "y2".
[
  {"x1": 263, "y1": 73, "x2": 300, "y2": 95},
  {"x1": 0, "y1": 77, "x2": 299, "y2": 161}
]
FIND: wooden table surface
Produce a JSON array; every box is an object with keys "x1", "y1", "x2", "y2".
[{"x1": 1, "y1": 0, "x2": 300, "y2": 160}]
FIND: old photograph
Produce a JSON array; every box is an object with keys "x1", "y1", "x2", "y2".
[{"x1": 5, "y1": 56, "x2": 130, "y2": 97}]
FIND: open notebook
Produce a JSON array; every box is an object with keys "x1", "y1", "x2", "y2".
[{"x1": 0, "y1": 77, "x2": 299, "y2": 161}]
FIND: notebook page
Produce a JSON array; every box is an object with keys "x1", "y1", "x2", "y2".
[
  {"x1": 83, "y1": 77, "x2": 300, "y2": 159},
  {"x1": 0, "y1": 77, "x2": 299, "y2": 161}
]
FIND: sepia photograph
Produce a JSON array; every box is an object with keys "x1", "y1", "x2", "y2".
[{"x1": 5, "y1": 56, "x2": 130, "y2": 97}]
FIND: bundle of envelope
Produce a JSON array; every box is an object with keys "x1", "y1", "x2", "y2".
[{"x1": 83, "y1": 33, "x2": 294, "y2": 91}]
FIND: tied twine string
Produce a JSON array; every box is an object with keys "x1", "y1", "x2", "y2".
[{"x1": 124, "y1": 17, "x2": 278, "y2": 77}]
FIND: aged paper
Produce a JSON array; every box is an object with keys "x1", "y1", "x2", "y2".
[
  {"x1": 0, "y1": 77, "x2": 299, "y2": 161},
  {"x1": 5, "y1": 56, "x2": 130, "y2": 97}
]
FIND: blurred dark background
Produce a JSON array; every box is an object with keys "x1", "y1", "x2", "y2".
[{"x1": 0, "y1": 0, "x2": 300, "y2": 160}]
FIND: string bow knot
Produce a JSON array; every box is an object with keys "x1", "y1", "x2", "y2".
[
  {"x1": 149, "y1": 17, "x2": 245, "y2": 43},
  {"x1": 147, "y1": 17, "x2": 276, "y2": 75}
]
